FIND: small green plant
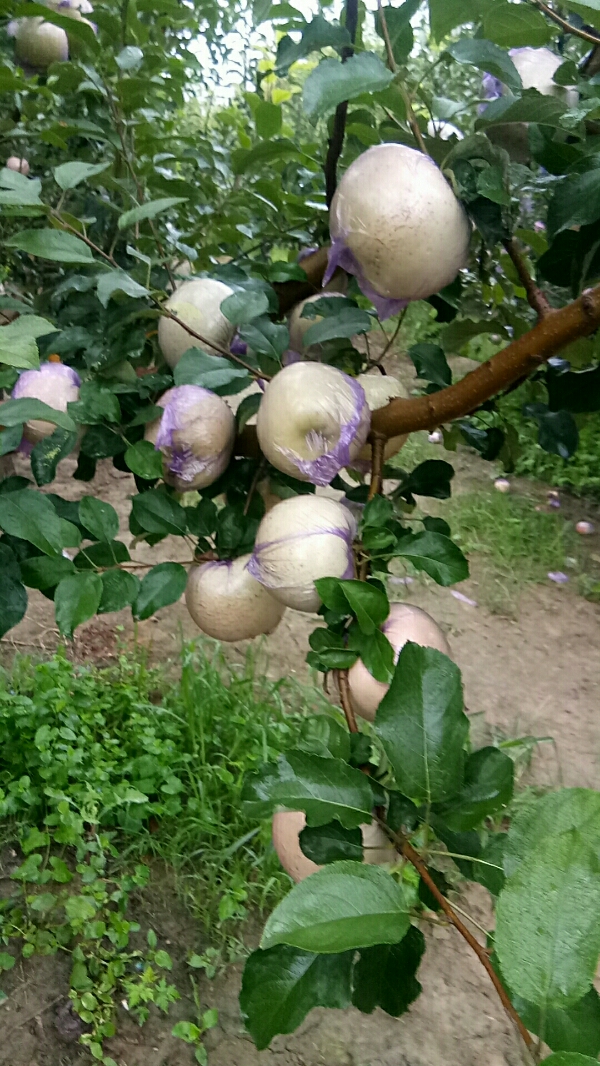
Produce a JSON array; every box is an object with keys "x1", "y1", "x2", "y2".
[{"x1": 0, "y1": 642, "x2": 309, "y2": 1061}]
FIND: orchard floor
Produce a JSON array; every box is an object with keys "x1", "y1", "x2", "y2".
[{"x1": 2, "y1": 424, "x2": 600, "y2": 1065}]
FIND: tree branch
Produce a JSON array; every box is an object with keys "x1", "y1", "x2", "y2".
[
  {"x1": 396, "y1": 834, "x2": 535, "y2": 1053},
  {"x1": 274, "y1": 247, "x2": 331, "y2": 314},
  {"x1": 530, "y1": 0, "x2": 600, "y2": 44},
  {"x1": 377, "y1": 1, "x2": 428, "y2": 155},
  {"x1": 369, "y1": 282, "x2": 600, "y2": 438},
  {"x1": 239, "y1": 280, "x2": 600, "y2": 452},
  {"x1": 324, "y1": 0, "x2": 359, "y2": 207},
  {"x1": 503, "y1": 238, "x2": 552, "y2": 319},
  {"x1": 336, "y1": 669, "x2": 359, "y2": 733}
]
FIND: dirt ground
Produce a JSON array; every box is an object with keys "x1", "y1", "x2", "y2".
[{"x1": 1, "y1": 372, "x2": 600, "y2": 1065}]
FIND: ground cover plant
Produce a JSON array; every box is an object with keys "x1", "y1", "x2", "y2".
[
  {"x1": 0, "y1": 641, "x2": 312, "y2": 1060},
  {"x1": 1, "y1": 0, "x2": 600, "y2": 1062}
]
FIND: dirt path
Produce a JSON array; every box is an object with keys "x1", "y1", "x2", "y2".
[{"x1": 1, "y1": 422, "x2": 600, "y2": 1065}]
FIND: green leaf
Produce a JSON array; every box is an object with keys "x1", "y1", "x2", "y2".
[
  {"x1": 393, "y1": 531, "x2": 469, "y2": 585},
  {"x1": 513, "y1": 988, "x2": 600, "y2": 1058},
  {"x1": 275, "y1": 14, "x2": 351, "y2": 73},
  {"x1": 541, "y1": 1056, "x2": 599, "y2": 1066},
  {"x1": 53, "y1": 161, "x2": 110, "y2": 191},
  {"x1": 0, "y1": 490, "x2": 63, "y2": 555},
  {"x1": 471, "y1": 832, "x2": 506, "y2": 896},
  {"x1": 296, "y1": 715, "x2": 351, "y2": 761},
  {"x1": 239, "y1": 317, "x2": 289, "y2": 360},
  {"x1": 98, "y1": 569, "x2": 140, "y2": 614},
  {"x1": 20, "y1": 554, "x2": 75, "y2": 590},
  {"x1": 173, "y1": 349, "x2": 250, "y2": 393},
  {"x1": 75, "y1": 539, "x2": 127, "y2": 570},
  {"x1": 125, "y1": 440, "x2": 164, "y2": 480},
  {"x1": 375, "y1": 1, "x2": 421, "y2": 64},
  {"x1": 30, "y1": 428, "x2": 77, "y2": 486},
  {"x1": 133, "y1": 562, "x2": 187, "y2": 620},
  {"x1": 261, "y1": 862, "x2": 411, "y2": 953},
  {"x1": 303, "y1": 307, "x2": 372, "y2": 346},
  {"x1": 68, "y1": 382, "x2": 121, "y2": 426},
  {"x1": 482, "y1": 1, "x2": 552, "y2": 47},
  {"x1": 80, "y1": 424, "x2": 125, "y2": 459},
  {"x1": 496, "y1": 830, "x2": 600, "y2": 1008},
  {"x1": 547, "y1": 169, "x2": 600, "y2": 238},
  {"x1": 236, "y1": 392, "x2": 261, "y2": 431},
  {"x1": 96, "y1": 270, "x2": 149, "y2": 307},
  {"x1": 79, "y1": 497, "x2": 119, "y2": 542},
  {"x1": 476, "y1": 89, "x2": 568, "y2": 131},
  {"x1": 375, "y1": 643, "x2": 468, "y2": 805},
  {"x1": 447, "y1": 39, "x2": 523, "y2": 94},
  {"x1": 299, "y1": 822, "x2": 363, "y2": 864},
  {"x1": 435, "y1": 747, "x2": 514, "y2": 831},
  {"x1": 5, "y1": 229, "x2": 95, "y2": 264},
  {"x1": 54, "y1": 572, "x2": 103, "y2": 638},
  {"x1": 347, "y1": 625, "x2": 395, "y2": 684},
  {"x1": 131, "y1": 489, "x2": 187, "y2": 536},
  {"x1": 303, "y1": 53, "x2": 393, "y2": 122},
  {"x1": 118, "y1": 197, "x2": 188, "y2": 230},
  {"x1": 315, "y1": 578, "x2": 389, "y2": 633},
  {"x1": 429, "y1": 0, "x2": 482, "y2": 41},
  {"x1": 0, "y1": 574, "x2": 27, "y2": 637},
  {"x1": 0, "y1": 167, "x2": 43, "y2": 209},
  {"x1": 231, "y1": 138, "x2": 314, "y2": 176},
  {"x1": 220, "y1": 290, "x2": 269, "y2": 325},
  {"x1": 524, "y1": 404, "x2": 579, "y2": 459},
  {"x1": 352, "y1": 926, "x2": 425, "y2": 1016},
  {"x1": 503, "y1": 790, "x2": 600, "y2": 880},
  {"x1": 1, "y1": 424, "x2": 24, "y2": 452},
  {"x1": 0, "y1": 952, "x2": 15, "y2": 972},
  {"x1": 172, "y1": 1021, "x2": 201, "y2": 1042},
  {"x1": 255, "y1": 100, "x2": 283, "y2": 138},
  {"x1": 242, "y1": 751, "x2": 374, "y2": 829},
  {"x1": 240, "y1": 945, "x2": 353, "y2": 1050},
  {"x1": 64, "y1": 894, "x2": 97, "y2": 922},
  {"x1": 116, "y1": 45, "x2": 143, "y2": 71},
  {"x1": 0, "y1": 397, "x2": 75, "y2": 434},
  {"x1": 408, "y1": 343, "x2": 452, "y2": 387},
  {"x1": 404, "y1": 459, "x2": 455, "y2": 499}
]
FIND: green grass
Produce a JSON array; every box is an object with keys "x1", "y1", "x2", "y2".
[
  {"x1": 0, "y1": 641, "x2": 324, "y2": 938},
  {"x1": 445, "y1": 490, "x2": 574, "y2": 612},
  {"x1": 0, "y1": 641, "x2": 332, "y2": 1058}
]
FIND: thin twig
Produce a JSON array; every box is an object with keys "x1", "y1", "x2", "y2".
[
  {"x1": 324, "y1": 0, "x2": 359, "y2": 206},
  {"x1": 370, "y1": 310, "x2": 406, "y2": 366},
  {"x1": 51, "y1": 212, "x2": 118, "y2": 267},
  {"x1": 503, "y1": 238, "x2": 552, "y2": 320},
  {"x1": 150, "y1": 298, "x2": 270, "y2": 379},
  {"x1": 336, "y1": 669, "x2": 359, "y2": 734},
  {"x1": 530, "y1": 0, "x2": 600, "y2": 44},
  {"x1": 377, "y1": 1, "x2": 428, "y2": 155},
  {"x1": 243, "y1": 460, "x2": 266, "y2": 516},
  {"x1": 380, "y1": 822, "x2": 534, "y2": 1052}
]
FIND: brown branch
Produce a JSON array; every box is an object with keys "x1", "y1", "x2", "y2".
[
  {"x1": 503, "y1": 238, "x2": 552, "y2": 319},
  {"x1": 336, "y1": 668, "x2": 359, "y2": 733},
  {"x1": 238, "y1": 280, "x2": 600, "y2": 454},
  {"x1": 368, "y1": 434, "x2": 386, "y2": 499},
  {"x1": 375, "y1": 820, "x2": 534, "y2": 1052},
  {"x1": 274, "y1": 247, "x2": 330, "y2": 314},
  {"x1": 378, "y1": 1, "x2": 428, "y2": 155},
  {"x1": 369, "y1": 282, "x2": 600, "y2": 438},
  {"x1": 530, "y1": 0, "x2": 600, "y2": 44},
  {"x1": 324, "y1": 0, "x2": 359, "y2": 206}
]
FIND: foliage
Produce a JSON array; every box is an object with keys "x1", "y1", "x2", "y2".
[
  {"x1": 0, "y1": 641, "x2": 309, "y2": 1061},
  {"x1": 1, "y1": 0, "x2": 600, "y2": 1059}
]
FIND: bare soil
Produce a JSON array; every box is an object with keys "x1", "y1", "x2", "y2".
[{"x1": 1, "y1": 381, "x2": 600, "y2": 1065}]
